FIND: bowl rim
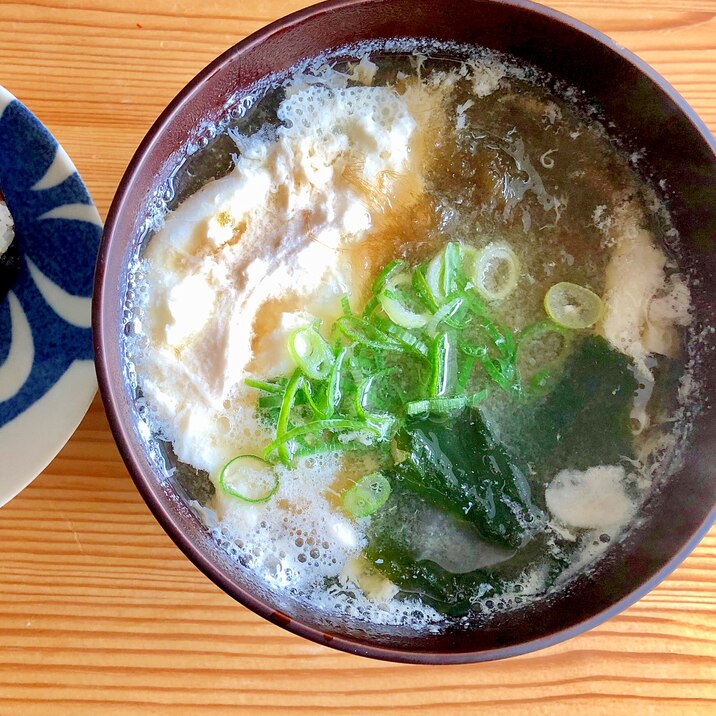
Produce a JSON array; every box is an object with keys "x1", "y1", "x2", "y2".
[{"x1": 94, "y1": 0, "x2": 716, "y2": 664}]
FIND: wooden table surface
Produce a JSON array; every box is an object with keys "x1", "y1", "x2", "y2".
[{"x1": 0, "y1": 1, "x2": 715, "y2": 713}]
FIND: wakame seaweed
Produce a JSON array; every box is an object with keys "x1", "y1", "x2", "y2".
[
  {"x1": 364, "y1": 483, "x2": 577, "y2": 616},
  {"x1": 366, "y1": 536, "x2": 503, "y2": 616},
  {"x1": 390, "y1": 409, "x2": 543, "y2": 550},
  {"x1": 490, "y1": 335, "x2": 638, "y2": 476},
  {"x1": 364, "y1": 483, "x2": 506, "y2": 616}
]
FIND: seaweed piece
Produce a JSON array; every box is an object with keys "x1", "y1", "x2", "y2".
[
  {"x1": 390, "y1": 409, "x2": 542, "y2": 549},
  {"x1": 172, "y1": 461, "x2": 215, "y2": 506},
  {"x1": 488, "y1": 335, "x2": 638, "y2": 477},
  {"x1": 363, "y1": 485, "x2": 584, "y2": 616},
  {"x1": 364, "y1": 485, "x2": 506, "y2": 616}
]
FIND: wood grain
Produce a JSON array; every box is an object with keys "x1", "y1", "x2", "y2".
[{"x1": 0, "y1": 1, "x2": 714, "y2": 713}]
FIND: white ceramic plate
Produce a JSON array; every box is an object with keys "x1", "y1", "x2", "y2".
[{"x1": 0, "y1": 86, "x2": 101, "y2": 507}]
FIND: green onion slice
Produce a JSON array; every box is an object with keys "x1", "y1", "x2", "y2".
[
  {"x1": 288, "y1": 326, "x2": 334, "y2": 381},
  {"x1": 263, "y1": 419, "x2": 380, "y2": 461},
  {"x1": 379, "y1": 272, "x2": 431, "y2": 329},
  {"x1": 413, "y1": 263, "x2": 440, "y2": 312},
  {"x1": 322, "y1": 346, "x2": 347, "y2": 417},
  {"x1": 466, "y1": 241, "x2": 520, "y2": 302},
  {"x1": 258, "y1": 394, "x2": 284, "y2": 410},
  {"x1": 425, "y1": 242, "x2": 463, "y2": 305},
  {"x1": 244, "y1": 377, "x2": 285, "y2": 394},
  {"x1": 336, "y1": 315, "x2": 404, "y2": 352},
  {"x1": 426, "y1": 251, "x2": 447, "y2": 304},
  {"x1": 460, "y1": 288, "x2": 490, "y2": 320},
  {"x1": 442, "y1": 242, "x2": 462, "y2": 297},
  {"x1": 250, "y1": 244, "x2": 530, "y2": 467},
  {"x1": 275, "y1": 369, "x2": 303, "y2": 465},
  {"x1": 355, "y1": 375, "x2": 398, "y2": 438},
  {"x1": 300, "y1": 380, "x2": 328, "y2": 419},
  {"x1": 461, "y1": 341, "x2": 516, "y2": 392},
  {"x1": 426, "y1": 295, "x2": 464, "y2": 335},
  {"x1": 467, "y1": 388, "x2": 490, "y2": 406},
  {"x1": 219, "y1": 455, "x2": 279, "y2": 503},
  {"x1": 429, "y1": 331, "x2": 455, "y2": 398},
  {"x1": 455, "y1": 353, "x2": 476, "y2": 393},
  {"x1": 481, "y1": 358, "x2": 515, "y2": 392},
  {"x1": 342, "y1": 472, "x2": 392, "y2": 518},
  {"x1": 544, "y1": 282, "x2": 604, "y2": 329},
  {"x1": 361, "y1": 295, "x2": 380, "y2": 318},
  {"x1": 406, "y1": 388, "x2": 489, "y2": 416},
  {"x1": 373, "y1": 318, "x2": 430, "y2": 357},
  {"x1": 372, "y1": 259, "x2": 406, "y2": 295},
  {"x1": 406, "y1": 396, "x2": 466, "y2": 415}
]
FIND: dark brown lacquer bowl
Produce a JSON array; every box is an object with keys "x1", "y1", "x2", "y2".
[{"x1": 94, "y1": 0, "x2": 716, "y2": 663}]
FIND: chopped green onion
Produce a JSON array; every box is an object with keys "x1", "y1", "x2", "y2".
[
  {"x1": 219, "y1": 455, "x2": 279, "y2": 503},
  {"x1": 288, "y1": 326, "x2": 334, "y2": 381},
  {"x1": 466, "y1": 241, "x2": 520, "y2": 302},
  {"x1": 455, "y1": 353, "x2": 476, "y2": 393},
  {"x1": 442, "y1": 300, "x2": 472, "y2": 330},
  {"x1": 275, "y1": 370, "x2": 304, "y2": 465},
  {"x1": 244, "y1": 377, "x2": 285, "y2": 394},
  {"x1": 355, "y1": 375, "x2": 381, "y2": 419},
  {"x1": 495, "y1": 321, "x2": 517, "y2": 361},
  {"x1": 300, "y1": 380, "x2": 328, "y2": 419},
  {"x1": 322, "y1": 346, "x2": 347, "y2": 417},
  {"x1": 379, "y1": 273, "x2": 431, "y2": 329},
  {"x1": 292, "y1": 439, "x2": 372, "y2": 460},
  {"x1": 461, "y1": 245, "x2": 480, "y2": 278},
  {"x1": 459, "y1": 342, "x2": 487, "y2": 359},
  {"x1": 425, "y1": 242, "x2": 463, "y2": 305},
  {"x1": 342, "y1": 472, "x2": 392, "y2": 518},
  {"x1": 406, "y1": 388, "x2": 488, "y2": 415},
  {"x1": 460, "y1": 342, "x2": 516, "y2": 392},
  {"x1": 426, "y1": 295, "x2": 465, "y2": 335},
  {"x1": 355, "y1": 375, "x2": 398, "y2": 438},
  {"x1": 376, "y1": 320, "x2": 430, "y2": 357},
  {"x1": 263, "y1": 418, "x2": 380, "y2": 461},
  {"x1": 460, "y1": 287, "x2": 490, "y2": 319},
  {"x1": 481, "y1": 357, "x2": 516, "y2": 392},
  {"x1": 249, "y1": 243, "x2": 527, "y2": 467},
  {"x1": 426, "y1": 251, "x2": 446, "y2": 305},
  {"x1": 412, "y1": 263, "x2": 440, "y2": 312},
  {"x1": 464, "y1": 312, "x2": 517, "y2": 363},
  {"x1": 442, "y1": 242, "x2": 462, "y2": 297},
  {"x1": 406, "y1": 396, "x2": 467, "y2": 415},
  {"x1": 372, "y1": 259, "x2": 406, "y2": 294},
  {"x1": 258, "y1": 394, "x2": 284, "y2": 410},
  {"x1": 336, "y1": 315, "x2": 404, "y2": 352},
  {"x1": 544, "y1": 282, "x2": 603, "y2": 329},
  {"x1": 479, "y1": 319, "x2": 517, "y2": 362},
  {"x1": 429, "y1": 332, "x2": 454, "y2": 398},
  {"x1": 467, "y1": 388, "x2": 490, "y2": 406},
  {"x1": 361, "y1": 295, "x2": 380, "y2": 318}
]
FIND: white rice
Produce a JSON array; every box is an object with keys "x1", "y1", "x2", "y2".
[{"x1": 0, "y1": 201, "x2": 13, "y2": 256}]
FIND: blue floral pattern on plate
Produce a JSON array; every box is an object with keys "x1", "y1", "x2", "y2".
[{"x1": 0, "y1": 86, "x2": 101, "y2": 506}]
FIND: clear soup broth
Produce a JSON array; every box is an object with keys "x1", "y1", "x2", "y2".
[{"x1": 125, "y1": 41, "x2": 696, "y2": 627}]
